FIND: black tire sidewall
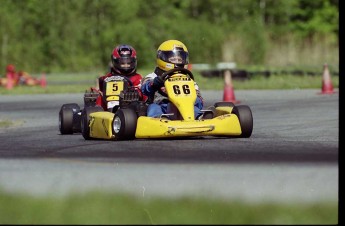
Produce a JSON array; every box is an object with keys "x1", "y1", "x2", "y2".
[
  {"x1": 61, "y1": 103, "x2": 80, "y2": 111},
  {"x1": 113, "y1": 108, "x2": 137, "y2": 140},
  {"x1": 81, "y1": 106, "x2": 103, "y2": 140},
  {"x1": 232, "y1": 105, "x2": 253, "y2": 138},
  {"x1": 59, "y1": 107, "x2": 74, "y2": 134}
]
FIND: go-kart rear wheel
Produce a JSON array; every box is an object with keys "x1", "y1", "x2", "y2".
[
  {"x1": 232, "y1": 105, "x2": 253, "y2": 138},
  {"x1": 62, "y1": 103, "x2": 80, "y2": 111},
  {"x1": 59, "y1": 107, "x2": 74, "y2": 134},
  {"x1": 112, "y1": 108, "x2": 138, "y2": 140},
  {"x1": 59, "y1": 103, "x2": 81, "y2": 134},
  {"x1": 81, "y1": 106, "x2": 103, "y2": 140}
]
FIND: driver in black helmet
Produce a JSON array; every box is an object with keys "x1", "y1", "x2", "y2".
[{"x1": 95, "y1": 44, "x2": 146, "y2": 111}]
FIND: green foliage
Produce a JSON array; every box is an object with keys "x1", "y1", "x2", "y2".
[
  {"x1": 0, "y1": 0, "x2": 339, "y2": 73},
  {"x1": 290, "y1": 0, "x2": 339, "y2": 37}
]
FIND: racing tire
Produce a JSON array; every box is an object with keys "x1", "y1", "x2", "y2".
[
  {"x1": 112, "y1": 108, "x2": 138, "y2": 140},
  {"x1": 214, "y1": 102, "x2": 235, "y2": 108},
  {"x1": 81, "y1": 106, "x2": 103, "y2": 140},
  {"x1": 59, "y1": 107, "x2": 74, "y2": 134},
  {"x1": 61, "y1": 103, "x2": 80, "y2": 110},
  {"x1": 59, "y1": 103, "x2": 81, "y2": 134},
  {"x1": 232, "y1": 105, "x2": 253, "y2": 138}
]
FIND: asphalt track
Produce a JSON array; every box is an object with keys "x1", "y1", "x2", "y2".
[{"x1": 0, "y1": 89, "x2": 339, "y2": 203}]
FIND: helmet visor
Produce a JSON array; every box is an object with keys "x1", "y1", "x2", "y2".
[
  {"x1": 115, "y1": 57, "x2": 136, "y2": 67},
  {"x1": 158, "y1": 50, "x2": 189, "y2": 64},
  {"x1": 113, "y1": 56, "x2": 136, "y2": 74}
]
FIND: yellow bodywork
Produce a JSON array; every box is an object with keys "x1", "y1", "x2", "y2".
[
  {"x1": 89, "y1": 111, "x2": 115, "y2": 139},
  {"x1": 135, "y1": 114, "x2": 241, "y2": 138},
  {"x1": 88, "y1": 111, "x2": 242, "y2": 140},
  {"x1": 214, "y1": 106, "x2": 233, "y2": 116},
  {"x1": 164, "y1": 75, "x2": 196, "y2": 121}
]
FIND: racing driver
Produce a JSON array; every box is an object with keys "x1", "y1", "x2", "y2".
[
  {"x1": 141, "y1": 39, "x2": 204, "y2": 119},
  {"x1": 96, "y1": 44, "x2": 145, "y2": 111}
]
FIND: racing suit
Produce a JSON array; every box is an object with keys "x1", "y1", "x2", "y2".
[
  {"x1": 141, "y1": 67, "x2": 204, "y2": 119},
  {"x1": 96, "y1": 69, "x2": 145, "y2": 111}
]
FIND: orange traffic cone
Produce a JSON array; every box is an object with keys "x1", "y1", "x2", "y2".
[
  {"x1": 6, "y1": 73, "x2": 14, "y2": 90},
  {"x1": 318, "y1": 63, "x2": 336, "y2": 95},
  {"x1": 223, "y1": 69, "x2": 240, "y2": 103},
  {"x1": 40, "y1": 73, "x2": 47, "y2": 88}
]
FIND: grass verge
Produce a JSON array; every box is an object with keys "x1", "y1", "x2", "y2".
[
  {"x1": 0, "y1": 190, "x2": 338, "y2": 224},
  {"x1": 0, "y1": 119, "x2": 15, "y2": 128}
]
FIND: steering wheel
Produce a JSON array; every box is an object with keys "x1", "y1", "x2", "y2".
[
  {"x1": 157, "y1": 68, "x2": 194, "y2": 97},
  {"x1": 159, "y1": 68, "x2": 194, "y2": 81}
]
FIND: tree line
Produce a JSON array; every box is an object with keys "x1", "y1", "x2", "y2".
[{"x1": 0, "y1": 0, "x2": 339, "y2": 73}]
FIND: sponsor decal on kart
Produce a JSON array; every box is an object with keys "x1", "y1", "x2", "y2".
[{"x1": 104, "y1": 75, "x2": 126, "y2": 82}]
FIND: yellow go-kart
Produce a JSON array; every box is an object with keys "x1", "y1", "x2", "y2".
[{"x1": 81, "y1": 68, "x2": 253, "y2": 140}]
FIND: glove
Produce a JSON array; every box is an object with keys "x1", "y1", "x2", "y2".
[{"x1": 152, "y1": 76, "x2": 164, "y2": 90}]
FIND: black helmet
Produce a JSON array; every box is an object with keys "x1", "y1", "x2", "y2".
[{"x1": 111, "y1": 44, "x2": 137, "y2": 75}]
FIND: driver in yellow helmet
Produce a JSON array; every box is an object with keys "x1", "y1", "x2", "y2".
[{"x1": 141, "y1": 39, "x2": 204, "y2": 119}]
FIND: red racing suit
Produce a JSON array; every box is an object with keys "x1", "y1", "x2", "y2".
[{"x1": 95, "y1": 71, "x2": 146, "y2": 111}]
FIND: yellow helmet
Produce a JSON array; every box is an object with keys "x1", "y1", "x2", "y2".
[{"x1": 156, "y1": 40, "x2": 189, "y2": 71}]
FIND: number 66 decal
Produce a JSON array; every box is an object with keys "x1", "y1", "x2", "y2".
[{"x1": 173, "y1": 84, "x2": 191, "y2": 94}]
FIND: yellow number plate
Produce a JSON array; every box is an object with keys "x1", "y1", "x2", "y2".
[{"x1": 105, "y1": 81, "x2": 124, "y2": 96}]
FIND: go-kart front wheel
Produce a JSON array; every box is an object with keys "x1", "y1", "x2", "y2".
[
  {"x1": 232, "y1": 105, "x2": 253, "y2": 138},
  {"x1": 81, "y1": 106, "x2": 103, "y2": 140},
  {"x1": 112, "y1": 108, "x2": 138, "y2": 140}
]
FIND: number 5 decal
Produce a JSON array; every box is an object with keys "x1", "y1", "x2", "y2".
[
  {"x1": 106, "y1": 81, "x2": 124, "y2": 96},
  {"x1": 112, "y1": 83, "x2": 118, "y2": 92}
]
